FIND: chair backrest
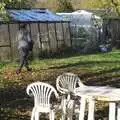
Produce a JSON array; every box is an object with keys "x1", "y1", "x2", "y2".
[
  {"x1": 56, "y1": 73, "x2": 84, "y2": 94},
  {"x1": 26, "y1": 82, "x2": 59, "y2": 107}
]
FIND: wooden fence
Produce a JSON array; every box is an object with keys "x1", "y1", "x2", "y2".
[
  {"x1": 0, "y1": 21, "x2": 71, "y2": 61},
  {"x1": 103, "y1": 18, "x2": 120, "y2": 48}
]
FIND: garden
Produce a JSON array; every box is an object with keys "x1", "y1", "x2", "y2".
[
  {"x1": 1, "y1": 50, "x2": 120, "y2": 119},
  {"x1": 0, "y1": 0, "x2": 120, "y2": 120}
]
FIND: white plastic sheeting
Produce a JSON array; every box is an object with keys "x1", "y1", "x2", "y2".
[
  {"x1": 57, "y1": 10, "x2": 103, "y2": 51},
  {"x1": 57, "y1": 10, "x2": 102, "y2": 27}
]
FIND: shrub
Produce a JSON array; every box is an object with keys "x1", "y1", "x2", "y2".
[
  {"x1": 71, "y1": 27, "x2": 90, "y2": 50},
  {"x1": 56, "y1": 0, "x2": 74, "y2": 12},
  {"x1": 83, "y1": 27, "x2": 99, "y2": 53}
]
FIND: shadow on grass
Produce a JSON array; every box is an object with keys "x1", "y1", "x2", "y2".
[
  {"x1": 40, "y1": 49, "x2": 120, "y2": 60},
  {"x1": 0, "y1": 87, "x2": 31, "y2": 120},
  {"x1": 48, "y1": 59, "x2": 120, "y2": 69}
]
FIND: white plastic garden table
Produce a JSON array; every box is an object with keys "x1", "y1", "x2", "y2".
[{"x1": 74, "y1": 85, "x2": 120, "y2": 120}]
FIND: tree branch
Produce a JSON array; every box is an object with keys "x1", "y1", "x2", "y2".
[{"x1": 110, "y1": 0, "x2": 120, "y2": 16}]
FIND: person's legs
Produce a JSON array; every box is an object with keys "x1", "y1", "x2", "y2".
[
  {"x1": 19, "y1": 55, "x2": 25, "y2": 72},
  {"x1": 24, "y1": 55, "x2": 32, "y2": 71},
  {"x1": 23, "y1": 48, "x2": 32, "y2": 71},
  {"x1": 17, "y1": 47, "x2": 32, "y2": 74},
  {"x1": 16, "y1": 48, "x2": 25, "y2": 74}
]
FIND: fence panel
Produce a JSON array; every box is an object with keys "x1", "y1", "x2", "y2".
[
  {"x1": 103, "y1": 19, "x2": 120, "y2": 48},
  {"x1": 48, "y1": 23, "x2": 57, "y2": 52},
  {"x1": 63, "y1": 22, "x2": 71, "y2": 47},
  {"x1": 0, "y1": 24, "x2": 11, "y2": 60},
  {"x1": 30, "y1": 23, "x2": 39, "y2": 58},
  {"x1": 55, "y1": 23, "x2": 64, "y2": 49},
  {"x1": 40, "y1": 23, "x2": 50, "y2": 53},
  {"x1": 9, "y1": 24, "x2": 19, "y2": 60}
]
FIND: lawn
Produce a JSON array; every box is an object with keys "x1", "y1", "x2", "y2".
[{"x1": 0, "y1": 50, "x2": 120, "y2": 119}]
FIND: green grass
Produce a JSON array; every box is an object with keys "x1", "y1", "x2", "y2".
[
  {"x1": 0, "y1": 62, "x2": 9, "y2": 69},
  {"x1": 1, "y1": 50, "x2": 120, "y2": 87},
  {"x1": 1, "y1": 50, "x2": 120, "y2": 79},
  {"x1": 30, "y1": 50, "x2": 120, "y2": 77}
]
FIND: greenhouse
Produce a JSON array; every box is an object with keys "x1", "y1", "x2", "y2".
[{"x1": 57, "y1": 10, "x2": 103, "y2": 52}]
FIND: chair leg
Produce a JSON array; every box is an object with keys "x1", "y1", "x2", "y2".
[
  {"x1": 31, "y1": 107, "x2": 36, "y2": 120},
  {"x1": 35, "y1": 111, "x2": 39, "y2": 120},
  {"x1": 67, "y1": 100, "x2": 74, "y2": 120},
  {"x1": 109, "y1": 102, "x2": 116, "y2": 120},
  {"x1": 61, "y1": 113, "x2": 66, "y2": 120},
  {"x1": 87, "y1": 97, "x2": 95, "y2": 120},
  {"x1": 67, "y1": 116, "x2": 72, "y2": 120},
  {"x1": 117, "y1": 103, "x2": 120, "y2": 120},
  {"x1": 79, "y1": 96, "x2": 86, "y2": 120},
  {"x1": 62, "y1": 96, "x2": 67, "y2": 114},
  {"x1": 50, "y1": 110, "x2": 55, "y2": 120},
  {"x1": 61, "y1": 96, "x2": 67, "y2": 120}
]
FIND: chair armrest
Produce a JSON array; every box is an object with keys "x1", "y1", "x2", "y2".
[{"x1": 26, "y1": 86, "x2": 33, "y2": 97}]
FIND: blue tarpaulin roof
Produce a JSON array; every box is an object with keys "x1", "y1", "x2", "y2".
[{"x1": 7, "y1": 9, "x2": 67, "y2": 22}]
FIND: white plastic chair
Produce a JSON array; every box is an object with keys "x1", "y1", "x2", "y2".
[
  {"x1": 56, "y1": 72, "x2": 85, "y2": 120},
  {"x1": 56, "y1": 73, "x2": 84, "y2": 94},
  {"x1": 26, "y1": 82, "x2": 59, "y2": 120}
]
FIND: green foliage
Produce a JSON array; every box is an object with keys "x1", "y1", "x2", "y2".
[
  {"x1": 77, "y1": 27, "x2": 89, "y2": 38},
  {"x1": 56, "y1": 0, "x2": 74, "y2": 12},
  {"x1": 83, "y1": 27, "x2": 99, "y2": 53},
  {"x1": 71, "y1": 27, "x2": 90, "y2": 49},
  {"x1": 0, "y1": 2, "x2": 7, "y2": 20},
  {"x1": 0, "y1": 0, "x2": 33, "y2": 20},
  {"x1": 71, "y1": 26, "x2": 100, "y2": 53},
  {"x1": 4, "y1": 0, "x2": 33, "y2": 8},
  {"x1": 0, "y1": 62, "x2": 7, "y2": 69},
  {"x1": 83, "y1": 0, "x2": 104, "y2": 9},
  {"x1": 84, "y1": 39, "x2": 99, "y2": 53},
  {"x1": 83, "y1": 0, "x2": 120, "y2": 16}
]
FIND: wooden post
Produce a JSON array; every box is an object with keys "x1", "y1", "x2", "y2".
[
  {"x1": 28, "y1": 23, "x2": 34, "y2": 59},
  {"x1": 8, "y1": 24, "x2": 12, "y2": 61},
  {"x1": 37, "y1": 23, "x2": 42, "y2": 54},
  {"x1": 61, "y1": 22, "x2": 65, "y2": 45},
  {"x1": 75, "y1": 24, "x2": 77, "y2": 47},
  {"x1": 68, "y1": 22, "x2": 72, "y2": 47},
  {"x1": 28, "y1": 23, "x2": 32, "y2": 40},
  {"x1": 46, "y1": 22, "x2": 51, "y2": 55},
  {"x1": 54, "y1": 23, "x2": 58, "y2": 50},
  {"x1": 18, "y1": 23, "x2": 20, "y2": 30}
]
